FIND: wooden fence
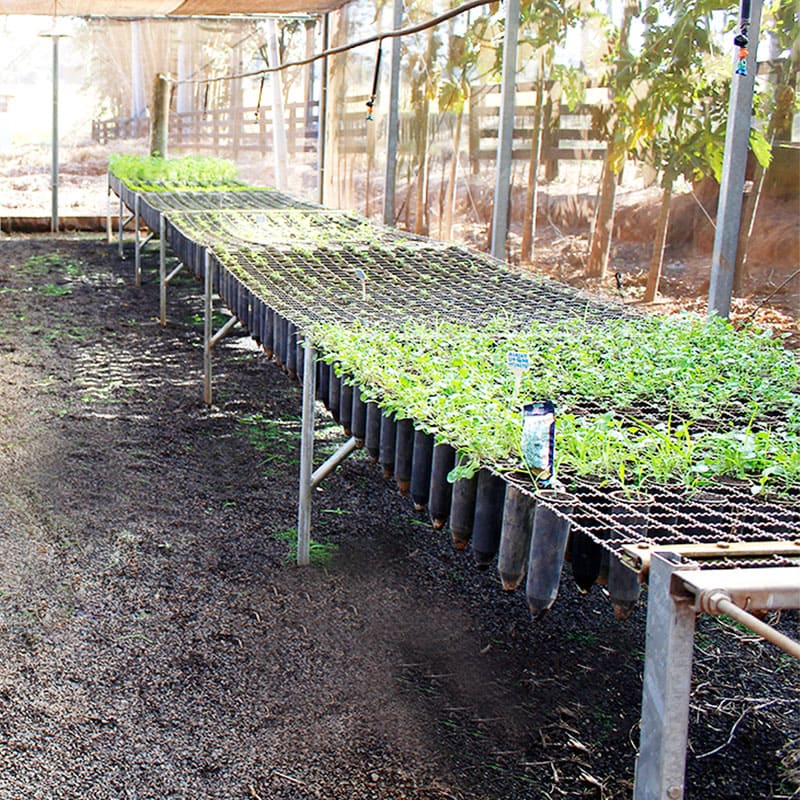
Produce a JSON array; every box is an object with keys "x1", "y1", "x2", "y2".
[
  {"x1": 92, "y1": 85, "x2": 606, "y2": 165},
  {"x1": 93, "y1": 101, "x2": 319, "y2": 157}
]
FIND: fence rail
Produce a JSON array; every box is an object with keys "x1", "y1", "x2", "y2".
[
  {"x1": 93, "y1": 101, "x2": 319, "y2": 157},
  {"x1": 92, "y1": 86, "x2": 606, "y2": 165}
]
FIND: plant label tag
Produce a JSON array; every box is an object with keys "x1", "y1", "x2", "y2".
[
  {"x1": 354, "y1": 268, "x2": 367, "y2": 300},
  {"x1": 507, "y1": 351, "x2": 530, "y2": 371},
  {"x1": 507, "y1": 351, "x2": 530, "y2": 399},
  {"x1": 521, "y1": 401, "x2": 556, "y2": 483}
]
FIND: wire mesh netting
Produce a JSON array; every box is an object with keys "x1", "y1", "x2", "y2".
[{"x1": 118, "y1": 176, "x2": 800, "y2": 585}]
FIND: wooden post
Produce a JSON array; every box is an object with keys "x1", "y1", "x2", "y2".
[{"x1": 150, "y1": 74, "x2": 170, "y2": 157}]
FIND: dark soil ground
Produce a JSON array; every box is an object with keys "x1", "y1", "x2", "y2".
[{"x1": 0, "y1": 234, "x2": 798, "y2": 800}]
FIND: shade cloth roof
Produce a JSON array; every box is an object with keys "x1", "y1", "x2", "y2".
[{"x1": 0, "y1": 0, "x2": 345, "y2": 15}]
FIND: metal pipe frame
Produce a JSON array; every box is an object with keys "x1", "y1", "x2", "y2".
[
  {"x1": 118, "y1": 194, "x2": 133, "y2": 259},
  {"x1": 106, "y1": 186, "x2": 113, "y2": 245},
  {"x1": 297, "y1": 337, "x2": 359, "y2": 565},
  {"x1": 311, "y1": 436, "x2": 358, "y2": 490},
  {"x1": 133, "y1": 194, "x2": 156, "y2": 289},
  {"x1": 203, "y1": 249, "x2": 213, "y2": 405},
  {"x1": 157, "y1": 213, "x2": 191, "y2": 328},
  {"x1": 297, "y1": 336, "x2": 317, "y2": 565},
  {"x1": 634, "y1": 555, "x2": 800, "y2": 799},
  {"x1": 202, "y1": 250, "x2": 240, "y2": 406},
  {"x1": 489, "y1": 0, "x2": 520, "y2": 260}
]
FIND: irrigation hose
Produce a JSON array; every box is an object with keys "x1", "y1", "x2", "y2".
[{"x1": 701, "y1": 590, "x2": 800, "y2": 661}]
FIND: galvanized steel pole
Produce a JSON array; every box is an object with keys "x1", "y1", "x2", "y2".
[
  {"x1": 51, "y1": 34, "x2": 59, "y2": 233},
  {"x1": 297, "y1": 337, "x2": 317, "y2": 566},
  {"x1": 39, "y1": 33, "x2": 67, "y2": 233},
  {"x1": 489, "y1": 0, "x2": 520, "y2": 260},
  {"x1": 159, "y1": 214, "x2": 167, "y2": 327},
  {"x1": 707, "y1": 0, "x2": 763, "y2": 318},
  {"x1": 266, "y1": 19, "x2": 289, "y2": 191},
  {"x1": 383, "y1": 0, "x2": 404, "y2": 226},
  {"x1": 203, "y1": 249, "x2": 213, "y2": 406},
  {"x1": 317, "y1": 14, "x2": 330, "y2": 206},
  {"x1": 634, "y1": 552, "x2": 699, "y2": 800}
]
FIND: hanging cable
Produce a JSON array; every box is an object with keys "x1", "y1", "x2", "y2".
[
  {"x1": 254, "y1": 44, "x2": 268, "y2": 121},
  {"x1": 366, "y1": 41, "x2": 383, "y2": 121},
  {"x1": 173, "y1": 0, "x2": 496, "y2": 87},
  {"x1": 202, "y1": 82, "x2": 210, "y2": 120}
]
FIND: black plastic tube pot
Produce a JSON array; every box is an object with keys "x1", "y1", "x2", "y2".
[
  {"x1": 272, "y1": 312, "x2": 283, "y2": 367},
  {"x1": 261, "y1": 307, "x2": 274, "y2": 357},
  {"x1": 429, "y1": 444, "x2": 456, "y2": 529},
  {"x1": 394, "y1": 417, "x2": 415, "y2": 495},
  {"x1": 471, "y1": 469, "x2": 506, "y2": 570},
  {"x1": 339, "y1": 381, "x2": 354, "y2": 436},
  {"x1": 295, "y1": 335, "x2": 304, "y2": 383},
  {"x1": 497, "y1": 484, "x2": 537, "y2": 591},
  {"x1": 252, "y1": 301, "x2": 263, "y2": 345},
  {"x1": 365, "y1": 401, "x2": 381, "y2": 463},
  {"x1": 526, "y1": 491, "x2": 574, "y2": 617},
  {"x1": 570, "y1": 482, "x2": 613, "y2": 594},
  {"x1": 680, "y1": 490, "x2": 729, "y2": 538},
  {"x1": 410, "y1": 430, "x2": 435, "y2": 511},
  {"x1": 286, "y1": 322, "x2": 298, "y2": 379},
  {"x1": 608, "y1": 491, "x2": 652, "y2": 621},
  {"x1": 351, "y1": 388, "x2": 367, "y2": 445},
  {"x1": 328, "y1": 369, "x2": 341, "y2": 423},
  {"x1": 379, "y1": 413, "x2": 397, "y2": 479},
  {"x1": 316, "y1": 360, "x2": 330, "y2": 403},
  {"x1": 450, "y1": 470, "x2": 478, "y2": 551},
  {"x1": 261, "y1": 306, "x2": 275, "y2": 358}
]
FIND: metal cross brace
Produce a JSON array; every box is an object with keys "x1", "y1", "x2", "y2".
[{"x1": 297, "y1": 336, "x2": 358, "y2": 566}]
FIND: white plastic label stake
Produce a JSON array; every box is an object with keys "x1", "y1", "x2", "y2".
[
  {"x1": 507, "y1": 350, "x2": 530, "y2": 400},
  {"x1": 354, "y1": 268, "x2": 367, "y2": 300}
]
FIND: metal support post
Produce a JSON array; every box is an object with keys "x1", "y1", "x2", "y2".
[
  {"x1": 134, "y1": 194, "x2": 141, "y2": 287},
  {"x1": 106, "y1": 186, "x2": 112, "y2": 245},
  {"x1": 383, "y1": 0, "x2": 403, "y2": 226},
  {"x1": 45, "y1": 33, "x2": 65, "y2": 233},
  {"x1": 707, "y1": 0, "x2": 763, "y2": 318},
  {"x1": 489, "y1": 0, "x2": 520, "y2": 260},
  {"x1": 203, "y1": 249, "x2": 213, "y2": 406},
  {"x1": 297, "y1": 336, "x2": 317, "y2": 566},
  {"x1": 634, "y1": 552, "x2": 699, "y2": 800},
  {"x1": 317, "y1": 14, "x2": 330, "y2": 206},
  {"x1": 118, "y1": 194, "x2": 125, "y2": 259},
  {"x1": 159, "y1": 214, "x2": 167, "y2": 326},
  {"x1": 266, "y1": 19, "x2": 288, "y2": 191}
]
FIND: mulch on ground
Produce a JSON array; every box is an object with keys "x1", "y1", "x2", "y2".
[{"x1": 0, "y1": 234, "x2": 797, "y2": 799}]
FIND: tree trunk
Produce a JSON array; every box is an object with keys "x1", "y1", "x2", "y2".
[
  {"x1": 414, "y1": 98, "x2": 430, "y2": 235},
  {"x1": 586, "y1": 1, "x2": 636, "y2": 279},
  {"x1": 521, "y1": 65, "x2": 545, "y2": 262},
  {"x1": 149, "y1": 74, "x2": 170, "y2": 157},
  {"x1": 586, "y1": 153, "x2": 618, "y2": 277},
  {"x1": 643, "y1": 179, "x2": 673, "y2": 303}
]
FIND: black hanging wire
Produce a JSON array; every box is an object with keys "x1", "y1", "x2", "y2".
[
  {"x1": 255, "y1": 45, "x2": 269, "y2": 121},
  {"x1": 733, "y1": 0, "x2": 751, "y2": 76},
  {"x1": 202, "y1": 82, "x2": 210, "y2": 121},
  {"x1": 366, "y1": 40, "x2": 383, "y2": 121}
]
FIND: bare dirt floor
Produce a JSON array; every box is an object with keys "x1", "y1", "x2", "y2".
[{"x1": 0, "y1": 233, "x2": 798, "y2": 800}]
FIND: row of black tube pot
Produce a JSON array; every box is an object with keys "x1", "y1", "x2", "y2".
[
  {"x1": 160, "y1": 240, "x2": 653, "y2": 621},
  {"x1": 314, "y1": 362, "x2": 647, "y2": 621},
  {"x1": 164, "y1": 240, "x2": 653, "y2": 621}
]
